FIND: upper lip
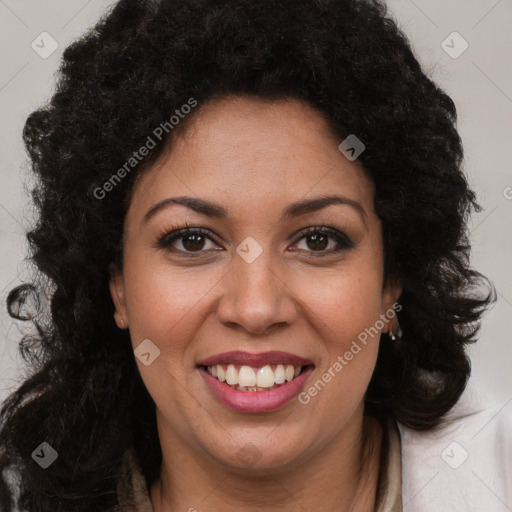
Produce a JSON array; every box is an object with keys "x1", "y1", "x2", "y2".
[{"x1": 197, "y1": 350, "x2": 314, "y2": 368}]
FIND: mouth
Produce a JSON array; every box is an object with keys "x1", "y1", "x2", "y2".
[{"x1": 196, "y1": 351, "x2": 315, "y2": 413}]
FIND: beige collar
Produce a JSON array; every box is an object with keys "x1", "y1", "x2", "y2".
[
  {"x1": 115, "y1": 450, "x2": 154, "y2": 512},
  {"x1": 376, "y1": 418, "x2": 403, "y2": 512},
  {"x1": 116, "y1": 419, "x2": 402, "y2": 511}
]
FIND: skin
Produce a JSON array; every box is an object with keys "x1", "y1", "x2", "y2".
[{"x1": 110, "y1": 95, "x2": 401, "y2": 511}]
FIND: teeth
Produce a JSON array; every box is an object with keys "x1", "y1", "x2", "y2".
[
  {"x1": 225, "y1": 364, "x2": 238, "y2": 385},
  {"x1": 206, "y1": 363, "x2": 304, "y2": 390},
  {"x1": 256, "y1": 365, "x2": 275, "y2": 387},
  {"x1": 274, "y1": 364, "x2": 286, "y2": 384},
  {"x1": 238, "y1": 366, "x2": 257, "y2": 387}
]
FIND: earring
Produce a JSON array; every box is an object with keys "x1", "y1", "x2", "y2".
[
  {"x1": 118, "y1": 318, "x2": 127, "y2": 329},
  {"x1": 389, "y1": 321, "x2": 402, "y2": 341}
]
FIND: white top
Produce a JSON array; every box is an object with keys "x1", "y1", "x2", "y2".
[{"x1": 398, "y1": 383, "x2": 512, "y2": 511}]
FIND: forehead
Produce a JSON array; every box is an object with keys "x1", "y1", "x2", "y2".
[{"x1": 128, "y1": 96, "x2": 375, "y2": 222}]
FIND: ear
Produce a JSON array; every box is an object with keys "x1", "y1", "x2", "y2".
[
  {"x1": 381, "y1": 276, "x2": 402, "y2": 333},
  {"x1": 109, "y1": 263, "x2": 129, "y2": 329}
]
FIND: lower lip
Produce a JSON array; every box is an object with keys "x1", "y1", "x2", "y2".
[{"x1": 198, "y1": 366, "x2": 314, "y2": 413}]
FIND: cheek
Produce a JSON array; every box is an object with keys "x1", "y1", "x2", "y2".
[
  {"x1": 294, "y1": 259, "x2": 384, "y2": 385},
  {"x1": 275, "y1": 262, "x2": 384, "y2": 430},
  {"x1": 123, "y1": 258, "x2": 220, "y2": 349},
  {"x1": 121, "y1": 257, "x2": 220, "y2": 412},
  {"x1": 303, "y1": 264, "x2": 384, "y2": 344}
]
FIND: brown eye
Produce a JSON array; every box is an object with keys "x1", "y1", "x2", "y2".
[
  {"x1": 292, "y1": 227, "x2": 354, "y2": 255},
  {"x1": 304, "y1": 232, "x2": 329, "y2": 251},
  {"x1": 181, "y1": 233, "x2": 207, "y2": 251},
  {"x1": 158, "y1": 227, "x2": 221, "y2": 256}
]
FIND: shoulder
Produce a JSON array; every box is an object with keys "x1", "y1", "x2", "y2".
[{"x1": 397, "y1": 383, "x2": 512, "y2": 512}]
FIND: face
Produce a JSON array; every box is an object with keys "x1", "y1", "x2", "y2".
[{"x1": 110, "y1": 95, "x2": 401, "y2": 471}]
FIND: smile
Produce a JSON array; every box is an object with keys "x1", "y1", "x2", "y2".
[{"x1": 196, "y1": 350, "x2": 315, "y2": 413}]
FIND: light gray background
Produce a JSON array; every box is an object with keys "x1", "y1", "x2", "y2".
[{"x1": 1, "y1": 1, "x2": 511, "y2": 409}]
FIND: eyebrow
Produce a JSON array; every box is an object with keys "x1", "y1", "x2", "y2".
[{"x1": 142, "y1": 194, "x2": 367, "y2": 226}]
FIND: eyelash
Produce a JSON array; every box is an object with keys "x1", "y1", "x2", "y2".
[{"x1": 157, "y1": 222, "x2": 355, "y2": 257}]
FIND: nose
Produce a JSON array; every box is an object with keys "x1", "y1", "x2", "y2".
[{"x1": 216, "y1": 248, "x2": 299, "y2": 336}]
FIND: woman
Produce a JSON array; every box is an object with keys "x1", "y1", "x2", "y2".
[{"x1": 0, "y1": 0, "x2": 509, "y2": 511}]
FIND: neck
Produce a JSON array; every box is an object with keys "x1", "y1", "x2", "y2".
[{"x1": 150, "y1": 412, "x2": 383, "y2": 512}]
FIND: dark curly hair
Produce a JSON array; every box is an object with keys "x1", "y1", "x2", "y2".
[{"x1": 0, "y1": 0, "x2": 495, "y2": 510}]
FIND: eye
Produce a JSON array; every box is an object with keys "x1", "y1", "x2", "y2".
[
  {"x1": 291, "y1": 225, "x2": 354, "y2": 255},
  {"x1": 157, "y1": 223, "x2": 222, "y2": 256}
]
